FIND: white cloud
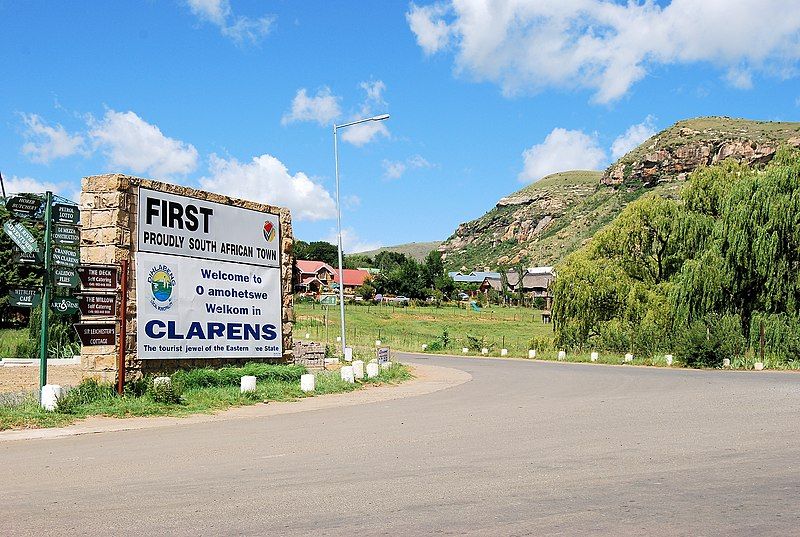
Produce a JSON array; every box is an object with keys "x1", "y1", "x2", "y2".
[
  {"x1": 20, "y1": 113, "x2": 86, "y2": 164},
  {"x1": 200, "y1": 153, "x2": 336, "y2": 221},
  {"x1": 407, "y1": 3, "x2": 452, "y2": 55},
  {"x1": 282, "y1": 87, "x2": 342, "y2": 126},
  {"x1": 344, "y1": 194, "x2": 361, "y2": 209},
  {"x1": 186, "y1": 0, "x2": 274, "y2": 45},
  {"x1": 725, "y1": 67, "x2": 754, "y2": 89},
  {"x1": 88, "y1": 110, "x2": 199, "y2": 178},
  {"x1": 340, "y1": 80, "x2": 390, "y2": 146},
  {"x1": 326, "y1": 227, "x2": 381, "y2": 253},
  {"x1": 407, "y1": 154, "x2": 433, "y2": 169},
  {"x1": 1, "y1": 175, "x2": 66, "y2": 196},
  {"x1": 518, "y1": 128, "x2": 606, "y2": 183},
  {"x1": 611, "y1": 116, "x2": 657, "y2": 160},
  {"x1": 382, "y1": 154, "x2": 434, "y2": 179},
  {"x1": 407, "y1": 0, "x2": 800, "y2": 103},
  {"x1": 382, "y1": 160, "x2": 406, "y2": 180}
]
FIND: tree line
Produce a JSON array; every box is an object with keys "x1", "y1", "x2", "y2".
[{"x1": 552, "y1": 147, "x2": 800, "y2": 366}]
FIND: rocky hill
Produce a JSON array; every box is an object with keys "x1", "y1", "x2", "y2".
[{"x1": 439, "y1": 116, "x2": 800, "y2": 271}]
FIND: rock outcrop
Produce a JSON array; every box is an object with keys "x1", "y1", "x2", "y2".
[
  {"x1": 603, "y1": 117, "x2": 800, "y2": 187},
  {"x1": 438, "y1": 117, "x2": 800, "y2": 271}
]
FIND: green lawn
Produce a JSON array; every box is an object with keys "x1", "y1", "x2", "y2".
[{"x1": 294, "y1": 302, "x2": 555, "y2": 358}]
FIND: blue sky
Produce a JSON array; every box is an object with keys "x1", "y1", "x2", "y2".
[{"x1": 1, "y1": 1, "x2": 799, "y2": 252}]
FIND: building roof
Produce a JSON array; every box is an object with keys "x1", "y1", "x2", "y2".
[
  {"x1": 296, "y1": 260, "x2": 335, "y2": 275},
  {"x1": 333, "y1": 269, "x2": 371, "y2": 287},
  {"x1": 448, "y1": 271, "x2": 501, "y2": 283},
  {"x1": 506, "y1": 268, "x2": 554, "y2": 289}
]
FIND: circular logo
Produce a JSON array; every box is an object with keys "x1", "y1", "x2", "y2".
[
  {"x1": 148, "y1": 265, "x2": 176, "y2": 311},
  {"x1": 263, "y1": 220, "x2": 276, "y2": 242}
]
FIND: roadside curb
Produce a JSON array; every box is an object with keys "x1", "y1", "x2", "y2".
[
  {"x1": 399, "y1": 351, "x2": 800, "y2": 374},
  {"x1": 0, "y1": 362, "x2": 472, "y2": 443}
]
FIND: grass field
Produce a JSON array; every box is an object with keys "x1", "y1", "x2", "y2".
[
  {"x1": 294, "y1": 302, "x2": 556, "y2": 359},
  {"x1": 0, "y1": 328, "x2": 28, "y2": 358},
  {"x1": 0, "y1": 362, "x2": 412, "y2": 430}
]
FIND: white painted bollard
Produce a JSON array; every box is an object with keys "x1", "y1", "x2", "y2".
[
  {"x1": 462, "y1": 347, "x2": 469, "y2": 354},
  {"x1": 558, "y1": 350, "x2": 566, "y2": 360},
  {"x1": 754, "y1": 362, "x2": 764, "y2": 371},
  {"x1": 300, "y1": 374, "x2": 315, "y2": 392},
  {"x1": 304, "y1": 332, "x2": 310, "y2": 339},
  {"x1": 481, "y1": 348, "x2": 488, "y2": 355},
  {"x1": 340, "y1": 366, "x2": 355, "y2": 383},
  {"x1": 624, "y1": 353, "x2": 633, "y2": 362},
  {"x1": 590, "y1": 351, "x2": 599, "y2": 362},
  {"x1": 723, "y1": 358, "x2": 731, "y2": 368},
  {"x1": 500, "y1": 348, "x2": 508, "y2": 356},
  {"x1": 375, "y1": 339, "x2": 382, "y2": 346},
  {"x1": 421, "y1": 344, "x2": 428, "y2": 351},
  {"x1": 366, "y1": 362, "x2": 380, "y2": 379},
  {"x1": 154, "y1": 376, "x2": 171, "y2": 387},
  {"x1": 380, "y1": 361, "x2": 393, "y2": 370},
  {"x1": 528, "y1": 350, "x2": 536, "y2": 359},
  {"x1": 40, "y1": 384, "x2": 62, "y2": 411},
  {"x1": 665, "y1": 354, "x2": 673, "y2": 366},
  {"x1": 352, "y1": 360, "x2": 365, "y2": 379},
  {"x1": 344, "y1": 347, "x2": 353, "y2": 362},
  {"x1": 240, "y1": 375, "x2": 257, "y2": 393}
]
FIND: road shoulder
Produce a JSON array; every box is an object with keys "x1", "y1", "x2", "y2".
[{"x1": 0, "y1": 362, "x2": 471, "y2": 443}]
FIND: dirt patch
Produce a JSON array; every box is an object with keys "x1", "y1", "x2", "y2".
[{"x1": 0, "y1": 365, "x2": 85, "y2": 394}]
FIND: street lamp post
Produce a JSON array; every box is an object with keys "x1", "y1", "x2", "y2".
[{"x1": 333, "y1": 114, "x2": 390, "y2": 360}]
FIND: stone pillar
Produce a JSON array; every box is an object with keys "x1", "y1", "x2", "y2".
[{"x1": 78, "y1": 174, "x2": 294, "y2": 382}]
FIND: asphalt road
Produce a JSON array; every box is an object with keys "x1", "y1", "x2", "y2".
[{"x1": 2, "y1": 355, "x2": 799, "y2": 536}]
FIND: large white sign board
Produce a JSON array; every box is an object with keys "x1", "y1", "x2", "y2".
[{"x1": 136, "y1": 188, "x2": 283, "y2": 359}]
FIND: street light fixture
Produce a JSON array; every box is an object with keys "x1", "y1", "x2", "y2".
[{"x1": 333, "y1": 113, "x2": 390, "y2": 360}]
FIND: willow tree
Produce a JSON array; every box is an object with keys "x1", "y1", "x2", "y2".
[
  {"x1": 591, "y1": 194, "x2": 684, "y2": 284},
  {"x1": 717, "y1": 148, "x2": 800, "y2": 330}
]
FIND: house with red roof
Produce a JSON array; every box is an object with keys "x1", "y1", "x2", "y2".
[
  {"x1": 333, "y1": 269, "x2": 371, "y2": 294},
  {"x1": 293, "y1": 260, "x2": 336, "y2": 295}
]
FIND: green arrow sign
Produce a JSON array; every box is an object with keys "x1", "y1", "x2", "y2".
[
  {"x1": 52, "y1": 203, "x2": 79, "y2": 224},
  {"x1": 9, "y1": 288, "x2": 42, "y2": 308},
  {"x1": 53, "y1": 223, "x2": 80, "y2": 245},
  {"x1": 14, "y1": 248, "x2": 43, "y2": 265},
  {"x1": 53, "y1": 266, "x2": 80, "y2": 288},
  {"x1": 3, "y1": 221, "x2": 39, "y2": 253},
  {"x1": 51, "y1": 296, "x2": 80, "y2": 315},
  {"x1": 53, "y1": 245, "x2": 80, "y2": 267},
  {"x1": 6, "y1": 195, "x2": 43, "y2": 218},
  {"x1": 320, "y1": 295, "x2": 338, "y2": 306}
]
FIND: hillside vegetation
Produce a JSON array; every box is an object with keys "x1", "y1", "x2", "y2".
[
  {"x1": 553, "y1": 148, "x2": 800, "y2": 368},
  {"x1": 439, "y1": 116, "x2": 800, "y2": 271},
  {"x1": 354, "y1": 241, "x2": 442, "y2": 262}
]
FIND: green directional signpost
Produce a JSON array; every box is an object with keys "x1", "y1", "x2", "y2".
[
  {"x1": 3, "y1": 220, "x2": 39, "y2": 253},
  {"x1": 8, "y1": 288, "x2": 42, "y2": 308},
  {"x1": 3, "y1": 191, "x2": 81, "y2": 396},
  {"x1": 6, "y1": 195, "x2": 43, "y2": 218}
]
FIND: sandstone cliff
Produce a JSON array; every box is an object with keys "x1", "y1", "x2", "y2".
[{"x1": 439, "y1": 117, "x2": 800, "y2": 271}]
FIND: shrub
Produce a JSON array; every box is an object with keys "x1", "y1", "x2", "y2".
[
  {"x1": 528, "y1": 336, "x2": 552, "y2": 351},
  {"x1": 465, "y1": 334, "x2": 484, "y2": 351},
  {"x1": 676, "y1": 313, "x2": 745, "y2": 367},
  {"x1": 426, "y1": 340, "x2": 443, "y2": 352},
  {"x1": 171, "y1": 363, "x2": 307, "y2": 391},
  {"x1": 749, "y1": 312, "x2": 800, "y2": 363},
  {"x1": 148, "y1": 378, "x2": 182, "y2": 404},
  {"x1": 56, "y1": 379, "x2": 115, "y2": 413}
]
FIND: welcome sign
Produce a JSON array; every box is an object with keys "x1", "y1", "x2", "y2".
[{"x1": 135, "y1": 188, "x2": 283, "y2": 359}]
